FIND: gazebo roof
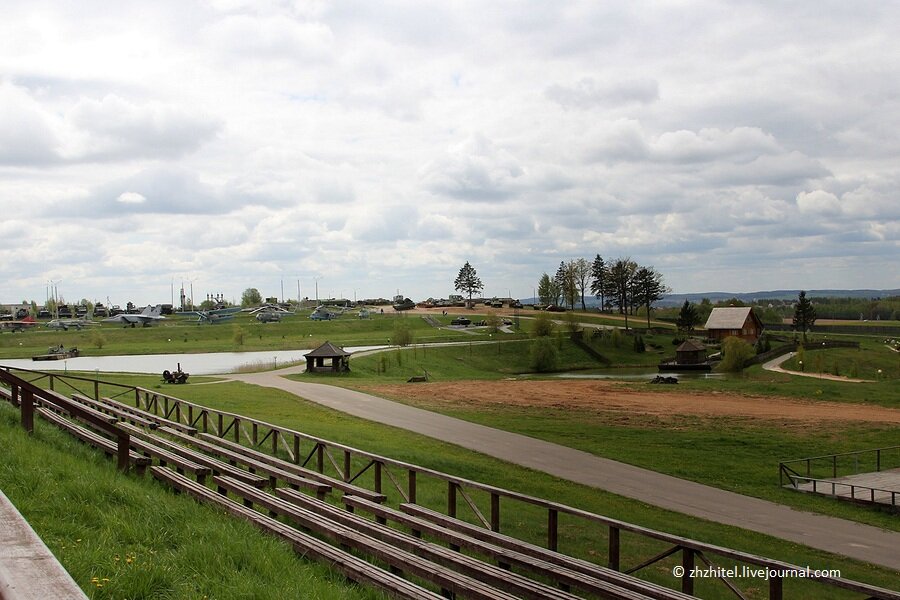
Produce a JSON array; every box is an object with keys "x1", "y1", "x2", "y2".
[
  {"x1": 305, "y1": 341, "x2": 351, "y2": 358},
  {"x1": 676, "y1": 339, "x2": 706, "y2": 352}
]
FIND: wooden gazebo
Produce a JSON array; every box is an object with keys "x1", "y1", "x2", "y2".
[
  {"x1": 675, "y1": 339, "x2": 707, "y2": 365},
  {"x1": 305, "y1": 341, "x2": 351, "y2": 373}
]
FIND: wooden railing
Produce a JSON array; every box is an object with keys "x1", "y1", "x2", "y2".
[
  {"x1": 779, "y1": 446, "x2": 900, "y2": 510},
  {"x1": 2, "y1": 365, "x2": 899, "y2": 600}
]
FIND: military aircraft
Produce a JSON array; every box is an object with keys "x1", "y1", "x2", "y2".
[
  {"x1": 46, "y1": 318, "x2": 96, "y2": 331},
  {"x1": 255, "y1": 311, "x2": 283, "y2": 323},
  {"x1": 103, "y1": 305, "x2": 166, "y2": 327},
  {"x1": 0, "y1": 315, "x2": 38, "y2": 332},
  {"x1": 182, "y1": 307, "x2": 242, "y2": 324},
  {"x1": 309, "y1": 306, "x2": 336, "y2": 321}
]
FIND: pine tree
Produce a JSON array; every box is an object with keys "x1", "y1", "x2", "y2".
[
  {"x1": 454, "y1": 261, "x2": 484, "y2": 304},
  {"x1": 590, "y1": 254, "x2": 607, "y2": 311},
  {"x1": 792, "y1": 290, "x2": 817, "y2": 342},
  {"x1": 676, "y1": 300, "x2": 700, "y2": 334}
]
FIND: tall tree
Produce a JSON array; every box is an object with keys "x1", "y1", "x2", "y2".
[
  {"x1": 676, "y1": 300, "x2": 701, "y2": 335},
  {"x1": 241, "y1": 287, "x2": 262, "y2": 307},
  {"x1": 590, "y1": 254, "x2": 607, "y2": 311},
  {"x1": 553, "y1": 262, "x2": 568, "y2": 306},
  {"x1": 573, "y1": 258, "x2": 591, "y2": 311},
  {"x1": 454, "y1": 261, "x2": 483, "y2": 304},
  {"x1": 632, "y1": 266, "x2": 667, "y2": 328},
  {"x1": 537, "y1": 273, "x2": 557, "y2": 306},
  {"x1": 607, "y1": 257, "x2": 637, "y2": 329},
  {"x1": 792, "y1": 290, "x2": 817, "y2": 341}
]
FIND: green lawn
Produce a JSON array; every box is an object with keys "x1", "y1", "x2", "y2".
[{"x1": 0, "y1": 401, "x2": 387, "y2": 600}]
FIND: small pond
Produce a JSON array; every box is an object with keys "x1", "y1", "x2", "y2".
[{"x1": 0, "y1": 346, "x2": 388, "y2": 376}]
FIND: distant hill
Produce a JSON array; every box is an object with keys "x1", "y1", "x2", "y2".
[{"x1": 658, "y1": 289, "x2": 900, "y2": 307}]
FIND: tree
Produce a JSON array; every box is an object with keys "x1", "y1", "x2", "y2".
[
  {"x1": 792, "y1": 290, "x2": 817, "y2": 341},
  {"x1": 573, "y1": 258, "x2": 591, "y2": 311},
  {"x1": 454, "y1": 261, "x2": 483, "y2": 304},
  {"x1": 537, "y1": 273, "x2": 556, "y2": 306},
  {"x1": 718, "y1": 336, "x2": 755, "y2": 373},
  {"x1": 241, "y1": 288, "x2": 263, "y2": 308},
  {"x1": 529, "y1": 336, "x2": 559, "y2": 372},
  {"x1": 607, "y1": 257, "x2": 637, "y2": 329},
  {"x1": 676, "y1": 301, "x2": 701, "y2": 335},
  {"x1": 632, "y1": 266, "x2": 667, "y2": 328},
  {"x1": 589, "y1": 255, "x2": 607, "y2": 311}
]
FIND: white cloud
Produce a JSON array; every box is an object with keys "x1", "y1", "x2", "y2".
[
  {"x1": 796, "y1": 190, "x2": 842, "y2": 215},
  {"x1": 116, "y1": 191, "x2": 146, "y2": 204}
]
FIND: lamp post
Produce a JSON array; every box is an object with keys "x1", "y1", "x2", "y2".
[{"x1": 799, "y1": 360, "x2": 804, "y2": 372}]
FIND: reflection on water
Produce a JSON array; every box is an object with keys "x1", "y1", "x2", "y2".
[{"x1": 0, "y1": 346, "x2": 388, "y2": 376}]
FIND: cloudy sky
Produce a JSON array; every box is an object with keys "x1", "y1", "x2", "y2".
[{"x1": 1, "y1": 1, "x2": 898, "y2": 307}]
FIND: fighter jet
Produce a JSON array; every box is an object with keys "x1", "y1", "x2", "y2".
[
  {"x1": 0, "y1": 315, "x2": 38, "y2": 332},
  {"x1": 103, "y1": 305, "x2": 166, "y2": 327}
]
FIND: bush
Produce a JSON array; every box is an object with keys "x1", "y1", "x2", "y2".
[
  {"x1": 633, "y1": 334, "x2": 645, "y2": 353},
  {"x1": 90, "y1": 330, "x2": 106, "y2": 349},
  {"x1": 718, "y1": 336, "x2": 755, "y2": 372},
  {"x1": 529, "y1": 337, "x2": 559, "y2": 372},
  {"x1": 531, "y1": 312, "x2": 555, "y2": 337},
  {"x1": 610, "y1": 328, "x2": 623, "y2": 348},
  {"x1": 232, "y1": 327, "x2": 245, "y2": 346},
  {"x1": 392, "y1": 325, "x2": 413, "y2": 346}
]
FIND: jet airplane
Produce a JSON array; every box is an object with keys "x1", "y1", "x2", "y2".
[
  {"x1": 0, "y1": 316, "x2": 38, "y2": 332},
  {"x1": 103, "y1": 305, "x2": 166, "y2": 327}
]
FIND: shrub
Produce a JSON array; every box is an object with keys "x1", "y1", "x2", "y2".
[
  {"x1": 718, "y1": 336, "x2": 755, "y2": 372},
  {"x1": 232, "y1": 327, "x2": 245, "y2": 346},
  {"x1": 90, "y1": 330, "x2": 106, "y2": 349},
  {"x1": 529, "y1": 337, "x2": 559, "y2": 372},
  {"x1": 610, "y1": 328, "x2": 623, "y2": 349},
  {"x1": 392, "y1": 325, "x2": 413, "y2": 346},
  {"x1": 531, "y1": 312, "x2": 555, "y2": 337},
  {"x1": 633, "y1": 334, "x2": 645, "y2": 353}
]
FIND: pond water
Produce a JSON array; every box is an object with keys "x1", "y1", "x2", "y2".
[{"x1": 0, "y1": 346, "x2": 388, "y2": 376}]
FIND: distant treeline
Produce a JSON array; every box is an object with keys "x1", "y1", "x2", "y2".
[{"x1": 654, "y1": 295, "x2": 900, "y2": 325}]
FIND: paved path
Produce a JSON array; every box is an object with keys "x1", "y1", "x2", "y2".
[
  {"x1": 762, "y1": 352, "x2": 873, "y2": 382},
  {"x1": 225, "y1": 367, "x2": 900, "y2": 571}
]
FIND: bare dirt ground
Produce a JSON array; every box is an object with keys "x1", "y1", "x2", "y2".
[{"x1": 356, "y1": 380, "x2": 900, "y2": 425}]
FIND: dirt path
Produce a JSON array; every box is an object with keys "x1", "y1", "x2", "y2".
[
  {"x1": 355, "y1": 379, "x2": 900, "y2": 424},
  {"x1": 762, "y1": 352, "x2": 874, "y2": 383}
]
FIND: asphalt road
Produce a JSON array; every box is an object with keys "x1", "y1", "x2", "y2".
[{"x1": 226, "y1": 367, "x2": 900, "y2": 572}]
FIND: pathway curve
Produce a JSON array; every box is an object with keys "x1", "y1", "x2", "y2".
[
  {"x1": 762, "y1": 352, "x2": 873, "y2": 383},
  {"x1": 223, "y1": 367, "x2": 900, "y2": 571}
]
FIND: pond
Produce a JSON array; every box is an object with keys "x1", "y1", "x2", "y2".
[{"x1": 0, "y1": 346, "x2": 388, "y2": 376}]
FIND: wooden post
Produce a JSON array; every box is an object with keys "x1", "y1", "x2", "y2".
[
  {"x1": 293, "y1": 434, "x2": 300, "y2": 464},
  {"x1": 408, "y1": 470, "x2": 417, "y2": 504},
  {"x1": 48, "y1": 375, "x2": 54, "y2": 391},
  {"x1": 272, "y1": 429, "x2": 279, "y2": 455},
  {"x1": 233, "y1": 418, "x2": 241, "y2": 443},
  {"x1": 769, "y1": 575, "x2": 783, "y2": 600},
  {"x1": 681, "y1": 548, "x2": 694, "y2": 595},
  {"x1": 252, "y1": 422, "x2": 258, "y2": 446},
  {"x1": 316, "y1": 443, "x2": 324, "y2": 473},
  {"x1": 608, "y1": 526, "x2": 620, "y2": 571},
  {"x1": 116, "y1": 433, "x2": 130, "y2": 473},
  {"x1": 21, "y1": 389, "x2": 34, "y2": 434},
  {"x1": 490, "y1": 493, "x2": 500, "y2": 532},
  {"x1": 93, "y1": 380, "x2": 99, "y2": 400},
  {"x1": 447, "y1": 481, "x2": 457, "y2": 518},
  {"x1": 374, "y1": 462, "x2": 385, "y2": 525},
  {"x1": 548, "y1": 508, "x2": 558, "y2": 552},
  {"x1": 10, "y1": 383, "x2": 19, "y2": 408},
  {"x1": 343, "y1": 450, "x2": 351, "y2": 481}
]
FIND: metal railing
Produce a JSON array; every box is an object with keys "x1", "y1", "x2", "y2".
[{"x1": 3, "y1": 365, "x2": 899, "y2": 600}]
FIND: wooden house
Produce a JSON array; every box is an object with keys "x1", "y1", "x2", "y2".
[
  {"x1": 675, "y1": 339, "x2": 707, "y2": 365},
  {"x1": 703, "y1": 307, "x2": 763, "y2": 343}
]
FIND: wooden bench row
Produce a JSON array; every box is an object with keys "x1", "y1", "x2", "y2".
[
  {"x1": 151, "y1": 467, "x2": 444, "y2": 600},
  {"x1": 343, "y1": 496, "x2": 691, "y2": 600},
  {"x1": 35, "y1": 407, "x2": 151, "y2": 473},
  {"x1": 213, "y1": 474, "x2": 530, "y2": 600}
]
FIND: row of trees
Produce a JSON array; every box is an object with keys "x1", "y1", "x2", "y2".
[{"x1": 536, "y1": 256, "x2": 668, "y2": 328}]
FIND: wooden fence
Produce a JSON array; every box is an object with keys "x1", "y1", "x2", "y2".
[{"x1": 2, "y1": 365, "x2": 899, "y2": 600}]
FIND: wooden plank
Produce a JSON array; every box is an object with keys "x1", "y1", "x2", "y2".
[
  {"x1": 150, "y1": 467, "x2": 442, "y2": 600},
  {"x1": 214, "y1": 475, "x2": 526, "y2": 600}
]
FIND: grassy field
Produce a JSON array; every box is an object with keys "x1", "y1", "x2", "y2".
[
  {"x1": 0, "y1": 401, "x2": 387, "y2": 600},
  {"x1": 7, "y1": 379, "x2": 897, "y2": 598},
  {"x1": 0, "y1": 311, "x2": 510, "y2": 359}
]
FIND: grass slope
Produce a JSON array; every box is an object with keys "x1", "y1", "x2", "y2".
[{"x1": 0, "y1": 402, "x2": 386, "y2": 600}]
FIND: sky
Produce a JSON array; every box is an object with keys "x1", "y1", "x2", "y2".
[{"x1": 1, "y1": 1, "x2": 898, "y2": 307}]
